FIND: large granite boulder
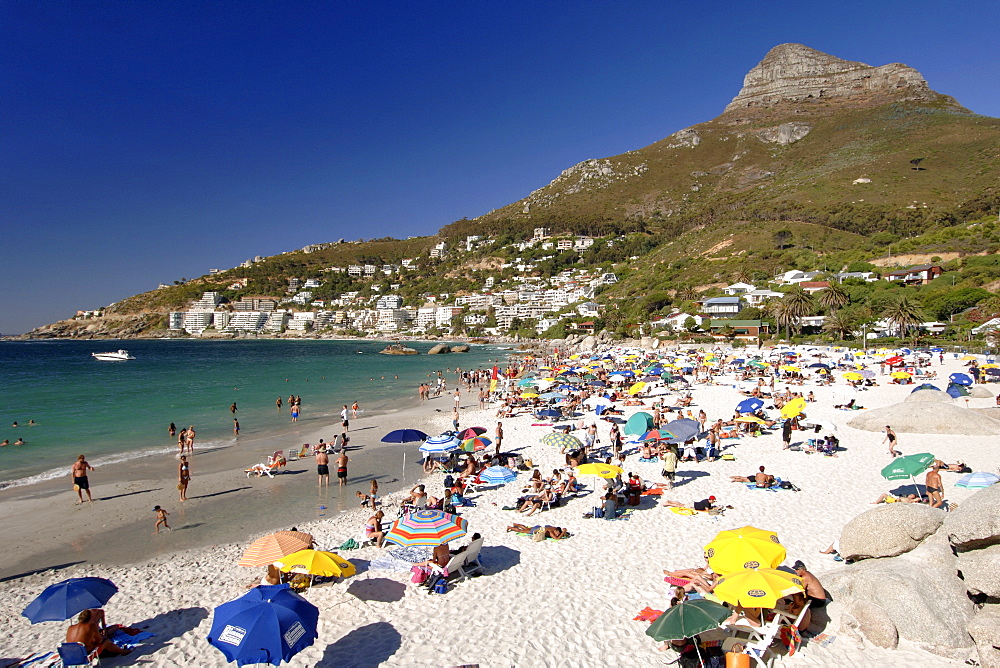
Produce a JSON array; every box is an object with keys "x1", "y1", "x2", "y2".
[
  {"x1": 944, "y1": 482, "x2": 1000, "y2": 550},
  {"x1": 824, "y1": 551, "x2": 974, "y2": 649},
  {"x1": 579, "y1": 336, "x2": 597, "y2": 352},
  {"x1": 450, "y1": 344, "x2": 470, "y2": 353},
  {"x1": 427, "y1": 343, "x2": 451, "y2": 354},
  {"x1": 840, "y1": 599, "x2": 898, "y2": 649},
  {"x1": 969, "y1": 384, "x2": 995, "y2": 398},
  {"x1": 957, "y1": 544, "x2": 1000, "y2": 598},
  {"x1": 838, "y1": 503, "x2": 945, "y2": 561},
  {"x1": 967, "y1": 605, "x2": 1000, "y2": 668}
]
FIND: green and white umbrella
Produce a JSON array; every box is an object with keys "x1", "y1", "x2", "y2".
[{"x1": 880, "y1": 452, "x2": 936, "y2": 500}]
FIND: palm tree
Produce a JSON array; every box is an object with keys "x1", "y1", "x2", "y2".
[
  {"x1": 731, "y1": 268, "x2": 753, "y2": 285},
  {"x1": 818, "y1": 284, "x2": 849, "y2": 314},
  {"x1": 766, "y1": 300, "x2": 796, "y2": 341},
  {"x1": 782, "y1": 288, "x2": 815, "y2": 337},
  {"x1": 823, "y1": 312, "x2": 858, "y2": 341},
  {"x1": 676, "y1": 286, "x2": 699, "y2": 302},
  {"x1": 883, "y1": 295, "x2": 925, "y2": 341}
]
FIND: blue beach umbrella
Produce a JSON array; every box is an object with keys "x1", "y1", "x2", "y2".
[
  {"x1": 910, "y1": 384, "x2": 940, "y2": 393},
  {"x1": 419, "y1": 434, "x2": 461, "y2": 454},
  {"x1": 955, "y1": 472, "x2": 1000, "y2": 489},
  {"x1": 380, "y1": 429, "x2": 428, "y2": 444},
  {"x1": 663, "y1": 418, "x2": 701, "y2": 443},
  {"x1": 207, "y1": 584, "x2": 318, "y2": 666},
  {"x1": 536, "y1": 408, "x2": 562, "y2": 419},
  {"x1": 736, "y1": 398, "x2": 764, "y2": 414},
  {"x1": 23, "y1": 577, "x2": 119, "y2": 624},
  {"x1": 480, "y1": 466, "x2": 518, "y2": 485},
  {"x1": 949, "y1": 373, "x2": 973, "y2": 386}
]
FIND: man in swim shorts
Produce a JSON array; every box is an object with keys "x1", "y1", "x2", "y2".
[
  {"x1": 336, "y1": 451, "x2": 349, "y2": 486},
  {"x1": 72, "y1": 454, "x2": 94, "y2": 504},
  {"x1": 316, "y1": 448, "x2": 329, "y2": 487},
  {"x1": 341, "y1": 405, "x2": 350, "y2": 433},
  {"x1": 925, "y1": 461, "x2": 944, "y2": 508}
]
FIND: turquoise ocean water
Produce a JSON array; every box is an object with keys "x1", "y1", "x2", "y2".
[{"x1": 0, "y1": 339, "x2": 502, "y2": 488}]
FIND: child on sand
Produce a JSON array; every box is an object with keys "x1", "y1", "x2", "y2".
[{"x1": 153, "y1": 505, "x2": 170, "y2": 533}]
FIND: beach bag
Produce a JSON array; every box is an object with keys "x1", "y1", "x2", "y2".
[
  {"x1": 433, "y1": 577, "x2": 449, "y2": 594},
  {"x1": 532, "y1": 527, "x2": 547, "y2": 541},
  {"x1": 443, "y1": 474, "x2": 454, "y2": 489},
  {"x1": 410, "y1": 565, "x2": 429, "y2": 584},
  {"x1": 592, "y1": 506, "x2": 605, "y2": 518},
  {"x1": 780, "y1": 481, "x2": 794, "y2": 490}
]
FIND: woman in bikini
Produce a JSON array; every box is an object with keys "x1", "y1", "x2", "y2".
[{"x1": 178, "y1": 455, "x2": 190, "y2": 501}]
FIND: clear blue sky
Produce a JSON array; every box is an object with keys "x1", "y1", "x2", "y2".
[{"x1": 2, "y1": 1, "x2": 998, "y2": 334}]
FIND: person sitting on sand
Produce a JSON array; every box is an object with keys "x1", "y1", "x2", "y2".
[
  {"x1": 365, "y1": 510, "x2": 386, "y2": 547},
  {"x1": 871, "y1": 492, "x2": 924, "y2": 504},
  {"x1": 415, "y1": 542, "x2": 451, "y2": 570},
  {"x1": 730, "y1": 466, "x2": 775, "y2": 487},
  {"x1": 506, "y1": 524, "x2": 569, "y2": 539},
  {"x1": 248, "y1": 563, "x2": 283, "y2": 588},
  {"x1": 526, "y1": 469, "x2": 544, "y2": 493},
  {"x1": 792, "y1": 560, "x2": 828, "y2": 609},
  {"x1": 518, "y1": 486, "x2": 553, "y2": 516},
  {"x1": 65, "y1": 609, "x2": 138, "y2": 658},
  {"x1": 403, "y1": 484, "x2": 428, "y2": 508}
]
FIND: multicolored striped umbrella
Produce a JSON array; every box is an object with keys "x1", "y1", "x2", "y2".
[
  {"x1": 239, "y1": 531, "x2": 314, "y2": 567},
  {"x1": 456, "y1": 427, "x2": 487, "y2": 440},
  {"x1": 461, "y1": 436, "x2": 491, "y2": 452},
  {"x1": 540, "y1": 431, "x2": 583, "y2": 450},
  {"x1": 955, "y1": 471, "x2": 1000, "y2": 489},
  {"x1": 383, "y1": 509, "x2": 469, "y2": 547},
  {"x1": 479, "y1": 466, "x2": 517, "y2": 485}
]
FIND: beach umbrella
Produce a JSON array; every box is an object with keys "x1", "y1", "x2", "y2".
[
  {"x1": 639, "y1": 428, "x2": 676, "y2": 441},
  {"x1": 207, "y1": 584, "x2": 318, "y2": 666},
  {"x1": 479, "y1": 466, "x2": 517, "y2": 485},
  {"x1": 734, "y1": 416, "x2": 766, "y2": 425},
  {"x1": 807, "y1": 363, "x2": 831, "y2": 370},
  {"x1": 662, "y1": 418, "x2": 700, "y2": 442},
  {"x1": 583, "y1": 396, "x2": 613, "y2": 408},
  {"x1": 881, "y1": 453, "x2": 936, "y2": 480},
  {"x1": 736, "y1": 398, "x2": 764, "y2": 414},
  {"x1": 891, "y1": 371, "x2": 912, "y2": 379},
  {"x1": 842, "y1": 372, "x2": 863, "y2": 381},
  {"x1": 648, "y1": 386, "x2": 671, "y2": 395},
  {"x1": 955, "y1": 472, "x2": 1000, "y2": 489},
  {"x1": 576, "y1": 463, "x2": 623, "y2": 479},
  {"x1": 985, "y1": 368, "x2": 1000, "y2": 377},
  {"x1": 539, "y1": 392, "x2": 568, "y2": 401},
  {"x1": 456, "y1": 427, "x2": 487, "y2": 440},
  {"x1": 383, "y1": 509, "x2": 468, "y2": 547},
  {"x1": 645, "y1": 598, "x2": 731, "y2": 641},
  {"x1": 910, "y1": 383, "x2": 940, "y2": 393},
  {"x1": 949, "y1": 373, "x2": 973, "y2": 386},
  {"x1": 947, "y1": 383, "x2": 971, "y2": 398},
  {"x1": 461, "y1": 436, "x2": 491, "y2": 452},
  {"x1": 240, "y1": 531, "x2": 314, "y2": 568},
  {"x1": 536, "y1": 408, "x2": 562, "y2": 419},
  {"x1": 624, "y1": 412, "x2": 655, "y2": 435},
  {"x1": 628, "y1": 381, "x2": 647, "y2": 395},
  {"x1": 712, "y1": 568, "x2": 804, "y2": 609},
  {"x1": 520, "y1": 392, "x2": 540, "y2": 399},
  {"x1": 749, "y1": 360, "x2": 768, "y2": 369},
  {"x1": 22, "y1": 577, "x2": 118, "y2": 624},
  {"x1": 380, "y1": 429, "x2": 428, "y2": 444},
  {"x1": 779, "y1": 365, "x2": 801, "y2": 373},
  {"x1": 419, "y1": 434, "x2": 461, "y2": 455},
  {"x1": 704, "y1": 527, "x2": 786, "y2": 575},
  {"x1": 781, "y1": 397, "x2": 806, "y2": 419},
  {"x1": 275, "y1": 550, "x2": 356, "y2": 579},
  {"x1": 540, "y1": 432, "x2": 583, "y2": 450}
]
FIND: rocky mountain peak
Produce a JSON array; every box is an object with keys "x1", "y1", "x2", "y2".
[{"x1": 724, "y1": 43, "x2": 944, "y2": 115}]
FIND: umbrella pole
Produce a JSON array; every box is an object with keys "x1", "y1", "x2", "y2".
[
  {"x1": 694, "y1": 639, "x2": 706, "y2": 668},
  {"x1": 912, "y1": 474, "x2": 924, "y2": 502},
  {"x1": 403, "y1": 452, "x2": 406, "y2": 484}
]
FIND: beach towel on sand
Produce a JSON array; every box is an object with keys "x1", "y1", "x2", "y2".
[
  {"x1": 633, "y1": 607, "x2": 663, "y2": 622},
  {"x1": 745, "y1": 477, "x2": 790, "y2": 492}
]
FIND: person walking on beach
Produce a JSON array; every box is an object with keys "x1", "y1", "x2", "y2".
[
  {"x1": 316, "y1": 447, "x2": 330, "y2": 487},
  {"x1": 177, "y1": 427, "x2": 187, "y2": 454},
  {"x1": 336, "y1": 451, "x2": 349, "y2": 487},
  {"x1": 451, "y1": 407, "x2": 460, "y2": 431},
  {"x1": 454, "y1": 389, "x2": 461, "y2": 410},
  {"x1": 341, "y1": 405, "x2": 350, "y2": 433},
  {"x1": 153, "y1": 505, "x2": 170, "y2": 533},
  {"x1": 185, "y1": 426, "x2": 196, "y2": 454},
  {"x1": 883, "y1": 425, "x2": 900, "y2": 457},
  {"x1": 782, "y1": 419, "x2": 793, "y2": 450},
  {"x1": 72, "y1": 454, "x2": 94, "y2": 504},
  {"x1": 352, "y1": 401, "x2": 360, "y2": 419},
  {"x1": 178, "y1": 455, "x2": 190, "y2": 501}
]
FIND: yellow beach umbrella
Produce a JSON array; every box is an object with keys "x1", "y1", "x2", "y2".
[
  {"x1": 961, "y1": 355, "x2": 978, "y2": 361},
  {"x1": 520, "y1": 392, "x2": 539, "y2": 399},
  {"x1": 276, "y1": 549, "x2": 356, "y2": 578},
  {"x1": 891, "y1": 371, "x2": 912, "y2": 379},
  {"x1": 704, "y1": 526, "x2": 786, "y2": 575},
  {"x1": 779, "y1": 365, "x2": 800, "y2": 373},
  {"x1": 577, "y1": 463, "x2": 624, "y2": 479},
  {"x1": 981, "y1": 364, "x2": 999, "y2": 369},
  {"x1": 712, "y1": 568, "x2": 804, "y2": 608},
  {"x1": 842, "y1": 372, "x2": 863, "y2": 381},
  {"x1": 734, "y1": 416, "x2": 766, "y2": 425},
  {"x1": 628, "y1": 381, "x2": 647, "y2": 395},
  {"x1": 781, "y1": 397, "x2": 807, "y2": 419}
]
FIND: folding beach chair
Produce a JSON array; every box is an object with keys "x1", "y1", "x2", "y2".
[
  {"x1": 58, "y1": 642, "x2": 100, "y2": 667},
  {"x1": 455, "y1": 536, "x2": 485, "y2": 581}
]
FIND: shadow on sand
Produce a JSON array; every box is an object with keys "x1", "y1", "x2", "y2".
[
  {"x1": 126, "y1": 606, "x2": 210, "y2": 662},
  {"x1": 346, "y1": 577, "x2": 405, "y2": 603},
  {"x1": 317, "y1": 621, "x2": 402, "y2": 667}
]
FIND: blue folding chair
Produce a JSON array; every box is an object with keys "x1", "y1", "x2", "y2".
[{"x1": 58, "y1": 642, "x2": 99, "y2": 666}]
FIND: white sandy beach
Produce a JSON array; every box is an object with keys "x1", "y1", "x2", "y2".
[{"x1": 2, "y1": 346, "x2": 996, "y2": 667}]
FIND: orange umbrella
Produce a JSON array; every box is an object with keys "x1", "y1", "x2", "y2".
[{"x1": 238, "y1": 530, "x2": 314, "y2": 567}]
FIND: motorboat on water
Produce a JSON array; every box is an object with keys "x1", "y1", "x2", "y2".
[{"x1": 92, "y1": 349, "x2": 135, "y2": 361}]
